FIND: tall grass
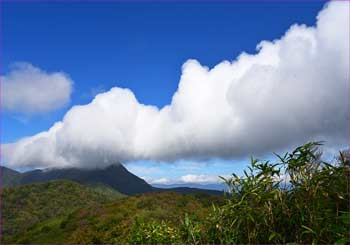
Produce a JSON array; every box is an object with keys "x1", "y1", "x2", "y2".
[{"x1": 129, "y1": 142, "x2": 350, "y2": 244}]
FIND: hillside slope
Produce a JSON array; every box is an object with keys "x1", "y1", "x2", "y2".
[
  {"x1": 0, "y1": 166, "x2": 22, "y2": 186},
  {"x1": 1, "y1": 180, "x2": 123, "y2": 243}
]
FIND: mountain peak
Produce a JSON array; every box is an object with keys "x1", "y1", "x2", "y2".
[
  {"x1": 104, "y1": 162, "x2": 123, "y2": 169},
  {"x1": 4, "y1": 162, "x2": 153, "y2": 195}
]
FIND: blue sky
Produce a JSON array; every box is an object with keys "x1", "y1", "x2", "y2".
[{"x1": 3, "y1": 1, "x2": 347, "y2": 184}]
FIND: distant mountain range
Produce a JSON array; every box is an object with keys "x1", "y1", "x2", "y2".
[
  {"x1": 153, "y1": 183, "x2": 228, "y2": 191},
  {"x1": 1, "y1": 164, "x2": 223, "y2": 196}
]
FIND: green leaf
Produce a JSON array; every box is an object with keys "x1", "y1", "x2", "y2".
[
  {"x1": 268, "y1": 232, "x2": 277, "y2": 241},
  {"x1": 335, "y1": 238, "x2": 350, "y2": 244},
  {"x1": 301, "y1": 225, "x2": 316, "y2": 235}
]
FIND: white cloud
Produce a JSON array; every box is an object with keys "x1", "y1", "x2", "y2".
[
  {"x1": 1, "y1": 63, "x2": 73, "y2": 114},
  {"x1": 2, "y1": 1, "x2": 349, "y2": 169}
]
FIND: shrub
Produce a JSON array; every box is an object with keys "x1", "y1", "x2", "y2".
[
  {"x1": 128, "y1": 142, "x2": 349, "y2": 244},
  {"x1": 205, "y1": 142, "x2": 350, "y2": 244},
  {"x1": 129, "y1": 218, "x2": 180, "y2": 244}
]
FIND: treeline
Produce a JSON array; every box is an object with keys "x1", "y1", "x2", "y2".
[{"x1": 129, "y1": 142, "x2": 350, "y2": 244}]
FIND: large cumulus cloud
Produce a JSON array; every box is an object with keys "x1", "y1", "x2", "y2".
[{"x1": 2, "y1": 1, "x2": 349, "y2": 168}]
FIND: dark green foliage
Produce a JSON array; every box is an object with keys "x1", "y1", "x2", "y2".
[{"x1": 205, "y1": 142, "x2": 350, "y2": 244}]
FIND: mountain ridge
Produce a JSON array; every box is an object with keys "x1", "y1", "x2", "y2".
[{"x1": 1, "y1": 164, "x2": 223, "y2": 196}]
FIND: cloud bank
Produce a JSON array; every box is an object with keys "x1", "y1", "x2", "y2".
[
  {"x1": 1, "y1": 63, "x2": 73, "y2": 115},
  {"x1": 2, "y1": 1, "x2": 349, "y2": 169}
]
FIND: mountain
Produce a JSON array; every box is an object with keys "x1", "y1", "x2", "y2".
[
  {"x1": 1, "y1": 164, "x2": 224, "y2": 196},
  {"x1": 1, "y1": 164, "x2": 223, "y2": 196},
  {"x1": 4, "y1": 163, "x2": 153, "y2": 195},
  {"x1": 1, "y1": 180, "x2": 123, "y2": 243},
  {"x1": 1, "y1": 166, "x2": 22, "y2": 186}
]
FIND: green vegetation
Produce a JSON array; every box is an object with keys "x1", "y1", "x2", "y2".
[
  {"x1": 1, "y1": 142, "x2": 349, "y2": 244},
  {"x1": 5, "y1": 191, "x2": 221, "y2": 244},
  {"x1": 1, "y1": 180, "x2": 122, "y2": 243},
  {"x1": 14, "y1": 217, "x2": 67, "y2": 244},
  {"x1": 86, "y1": 182, "x2": 127, "y2": 199},
  {"x1": 128, "y1": 142, "x2": 349, "y2": 244},
  {"x1": 205, "y1": 142, "x2": 350, "y2": 244},
  {"x1": 59, "y1": 191, "x2": 220, "y2": 244}
]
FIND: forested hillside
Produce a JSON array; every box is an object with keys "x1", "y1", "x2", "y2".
[{"x1": 1, "y1": 180, "x2": 123, "y2": 243}]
